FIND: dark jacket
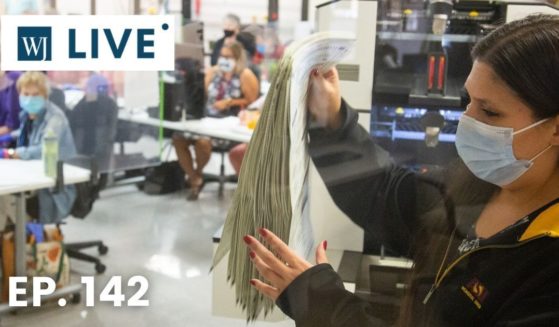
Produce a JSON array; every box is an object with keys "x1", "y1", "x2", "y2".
[
  {"x1": 276, "y1": 103, "x2": 559, "y2": 326},
  {"x1": 69, "y1": 95, "x2": 118, "y2": 172},
  {"x1": 210, "y1": 33, "x2": 256, "y2": 66}
]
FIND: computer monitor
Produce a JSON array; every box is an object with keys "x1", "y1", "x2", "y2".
[
  {"x1": 175, "y1": 58, "x2": 205, "y2": 119},
  {"x1": 170, "y1": 21, "x2": 205, "y2": 120}
]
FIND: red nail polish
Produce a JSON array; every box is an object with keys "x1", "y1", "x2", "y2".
[
  {"x1": 323, "y1": 241, "x2": 328, "y2": 251},
  {"x1": 250, "y1": 280, "x2": 256, "y2": 286},
  {"x1": 243, "y1": 236, "x2": 252, "y2": 245},
  {"x1": 258, "y1": 228, "x2": 268, "y2": 237},
  {"x1": 249, "y1": 251, "x2": 256, "y2": 259}
]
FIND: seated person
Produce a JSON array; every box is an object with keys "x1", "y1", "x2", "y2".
[
  {"x1": 70, "y1": 73, "x2": 118, "y2": 174},
  {"x1": 210, "y1": 13, "x2": 241, "y2": 66},
  {"x1": 173, "y1": 41, "x2": 259, "y2": 200},
  {"x1": 83, "y1": 73, "x2": 112, "y2": 101},
  {"x1": 0, "y1": 71, "x2": 21, "y2": 146},
  {"x1": 2, "y1": 72, "x2": 77, "y2": 223}
]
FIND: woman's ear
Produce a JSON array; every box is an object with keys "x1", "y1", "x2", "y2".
[{"x1": 550, "y1": 115, "x2": 559, "y2": 146}]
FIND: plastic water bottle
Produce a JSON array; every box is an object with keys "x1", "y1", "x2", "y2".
[{"x1": 43, "y1": 130, "x2": 58, "y2": 178}]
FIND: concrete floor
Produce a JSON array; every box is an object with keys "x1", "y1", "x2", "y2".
[{"x1": 2, "y1": 181, "x2": 295, "y2": 327}]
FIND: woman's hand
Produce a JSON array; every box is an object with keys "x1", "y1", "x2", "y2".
[
  {"x1": 214, "y1": 99, "x2": 230, "y2": 111},
  {"x1": 307, "y1": 67, "x2": 342, "y2": 130},
  {"x1": 244, "y1": 228, "x2": 329, "y2": 301}
]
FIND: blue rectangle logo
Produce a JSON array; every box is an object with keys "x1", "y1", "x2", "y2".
[
  {"x1": 18, "y1": 26, "x2": 52, "y2": 61},
  {"x1": 3, "y1": 16, "x2": 175, "y2": 71}
]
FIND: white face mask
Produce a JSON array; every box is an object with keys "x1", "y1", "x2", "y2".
[
  {"x1": 455, "y1": 114, "x2": 552, "y2": 187},
  {"x1": 217, "y1": 57, "x2": 235, "y2": 73}
]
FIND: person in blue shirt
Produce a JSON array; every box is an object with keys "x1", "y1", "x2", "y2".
[{"x1": 2, "y1": 72, "x2": 77, "y2": 223}]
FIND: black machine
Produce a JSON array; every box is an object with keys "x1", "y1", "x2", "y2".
[
  {"x1": 162, "y1": 59, "x2": 205, "y2": 122},
  {"x1": 371, "y1": 0, "x2": 556, "y2": 169},
  {"x1": 162, "y1": 21, "x2": 206, "y2": 123}
]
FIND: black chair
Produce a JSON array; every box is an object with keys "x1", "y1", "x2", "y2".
[
  {"x1": 55, "y1": 157, "x2": 108, "y2": 274},
  {"x1": 64, "y1": 95, "x2": 118, "y2": 273},
  {"x1": 203, "y1": 139, "x2": 239, "y2": 198},
  {"x1": 69, "y1": 95, "x2": 119, "y2": 181},
  {"x1": 66, "y1": 239, "x2": 108, "y2": 274},
  {"x1": 50, "y1": 87, "x2": 71, "y2": 117}
]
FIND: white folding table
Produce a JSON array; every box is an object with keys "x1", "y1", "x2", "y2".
[
  {"x1": 0, "y1": 160, "x2": 90, "y2": 313},
  {"x1": 118, "y1": 110, "x2": 253, "y2": 143}
]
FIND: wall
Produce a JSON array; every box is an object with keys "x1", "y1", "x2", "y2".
[
  {"x1": 50, "y1": 0, "x2": 314, "y2": 51},
  {"x1": 195, "y1": 0, "x2": 302, "y2": 51},
  {"x1": 55, "y1": 0, "x2": 129, "y2": 14},
  {"x1": 55, "y1": 0, "x2": 91, "y2": 14},
  {"x1": 95, "y1": 0, "x2": 131, "y2": 15}
]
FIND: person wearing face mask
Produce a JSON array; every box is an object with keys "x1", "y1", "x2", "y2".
[
  {"x1": 253, "y1": 27, "x2": 284, "y2": 66},
  {"x1": 173, "y1": 41, "x2": 259, "y2": 200},
  {"x1": 2, "y1": 72, "x2": 77, "y2": 223},
  {"x1": 206, "y1": 42, "x2": 259, "y2": 117},
  {"x1": 210, "y1": 13, "x2": 242, "y2": 66},
  {"x1": 240, "y1": 15, "x2": 559, "y2": 326}
]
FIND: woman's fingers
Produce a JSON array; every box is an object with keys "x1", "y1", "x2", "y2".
[
  {"x1": 307, "y1": 67, "x2": 342, "y2": 129},
  {"x1": 316, "y1": 240, "x2": 329, "y2": 265},
  {"x1": 310, "y1": 69, "x2": 328, "y2": 93},
  {"x1": 312, "y1": 67, "x2": 338, "y2": 87},
  {"x1": 257, "y1": 228, "x2": 304, "y2": 268},
  {"x1": 244, "y1": 231, "x2": 325, "y2": 302},
  {"x1": 244, "y1": 235, "x2": 291, "y2": 275},
  {"x1": 249, "y1": 250, "x2": 285, "y2": 288},
  {"x1": 322, "y1": 67, "x2": 338, "y2": 81},
  {"x1": 250, "y1": 279, "x2": 281, "y2": 301}
]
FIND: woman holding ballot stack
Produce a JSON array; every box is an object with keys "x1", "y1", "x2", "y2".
[{"x1": 242, "y1": 15, "x2": 559, "y2": 326}]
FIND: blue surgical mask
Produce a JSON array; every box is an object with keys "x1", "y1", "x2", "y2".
[
  {"x1": 19, "y1": 95, "x2": 46, "y2": 115},
  {"x1": 256, "y1": 44, "x2": 266, "y2": 54},
  {"x1": 217, "y1": 57, "x2": 235, "y2": 73},
  {"x1": 455, "y1": 114, "x2": 552, "y2": 186}
]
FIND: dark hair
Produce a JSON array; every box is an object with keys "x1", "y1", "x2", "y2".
[
  {"x1": 397, "y1": 17, "x2": 559, "y2": 326},
  {"x1": 471, "y1": 14, "x2": 559, "y2": 120},
  {"x1": 236, "y1": 31, "x2": 256, "y2": 57}
]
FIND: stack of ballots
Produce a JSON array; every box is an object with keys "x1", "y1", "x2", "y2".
[{"x1": 212, "y1": 32, "x2": 355, "y2": 321}]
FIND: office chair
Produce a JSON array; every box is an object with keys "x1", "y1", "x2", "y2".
[
  {"x1": 69, "y1": 94, "x2": 118, "y2": 180},
  {"x1": 66, "y1": 240, "x2": 108, "y2": 274},
  {"x1": 204, "y1": 139, "x2": 239, "y2": 198},
  {"x1": 65, "y1": 95, "x2": 118, "y2": 273},
  {"x1": 54, "y1": 157, "x2": 108, "y2": 274}
]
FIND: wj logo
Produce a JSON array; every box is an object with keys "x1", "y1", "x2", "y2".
[{"x1": 18, "y1": 27, "x2": 52, "y2": 61}]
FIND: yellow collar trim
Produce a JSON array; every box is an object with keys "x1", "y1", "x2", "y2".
[{"x1": 519, "y1": 202, "x2": 559, "y2": 242}]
